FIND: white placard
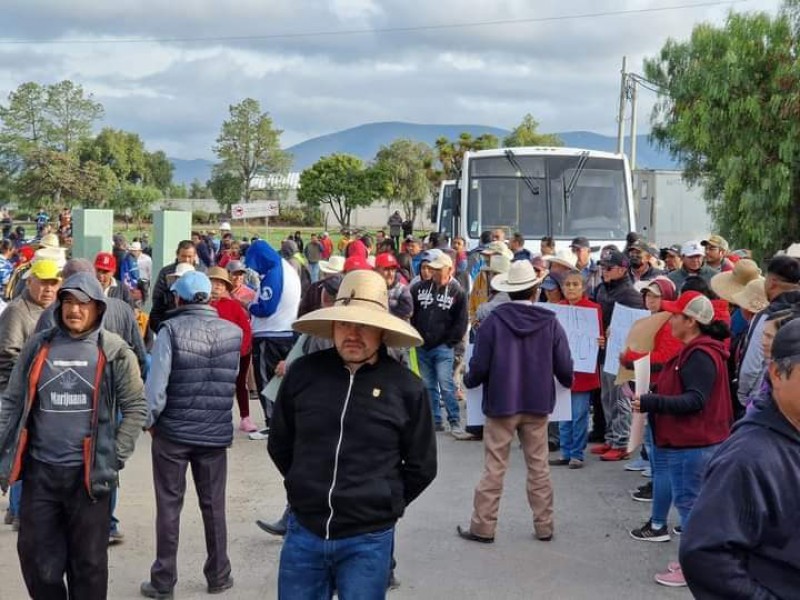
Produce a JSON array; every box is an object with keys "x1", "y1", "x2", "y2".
[
  {"x1": 603, "y1": 303, "x2": 651, "y2": 375},
  {"x1": 627, "y1": 354, "x2": 651, "y2": 453},
  {"x1": 231, "y1": 200, "x2": 280, "y2": 219},
  {"x1": 543, "y1": 304, "x2": 601, "y2": 373},
  {"x1": 551, "y1": 378, "x2": 573, "y2": 422}
]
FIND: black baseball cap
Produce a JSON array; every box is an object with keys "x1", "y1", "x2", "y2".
[
  {"x1": 570, "y1": 236, "x2": 591, "y2": 249},
  {"x1": 599, "y1": 247, "x2": 630, "y2": 268},
  {"x1": 772, "y1": 318, "x2": 800, "y2": 363}
]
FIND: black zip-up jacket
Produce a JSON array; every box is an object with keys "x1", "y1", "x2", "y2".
[
  {"x1": 409, "y1": 279, "x2": 467, "y2": 349},
  {"x1": 268, "y1": 347, "x2": 437, "y2": 540},
  {"x1": 594, "y1": 276, "x2": 645, "y2": 330}
]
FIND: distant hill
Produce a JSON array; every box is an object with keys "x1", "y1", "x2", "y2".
[{"x1": 169, "y1": 122, "x2": 676, "y2": 184}]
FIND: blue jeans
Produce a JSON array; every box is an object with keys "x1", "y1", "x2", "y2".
[
  {"x1": 649, "y1": 438, "x2": 673, "y2": 528},
  {"x1": 558, "y1": 391, "x2": 591, "y2": 460},
  {"x1": 9, "y1": 481, "x2": 22, "y2": 517},
  {"x1": 415, "y1": 345, "x2": 459, "y2": 426},
  {"x1": 309, "y1": 262, "x2": 320, "y2": 283},
  {"x1": 278, "y1": 514, "x2": 393, "y2": 600},
  {"x1": 662, "y1": 445, "x2": 719, "y2": 527}
]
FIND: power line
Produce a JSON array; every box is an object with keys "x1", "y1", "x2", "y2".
[{"x1": 0, "y1": 0, "x2": 749, "y2": 46}]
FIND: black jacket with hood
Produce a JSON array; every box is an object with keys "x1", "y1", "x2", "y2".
[
  {"x1": 679, "y1": 390, "x2": 800, "y2": 599},
  {"x1": 268, "y1": 347, "x2": 437, "y2": 540},
  {"x1": 0, "y1": 273, "x2": 146, "y2": 498}
]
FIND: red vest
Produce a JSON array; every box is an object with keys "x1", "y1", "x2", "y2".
[{"x1": 652, "y1": 335, "x2": 733, "y2": 448}]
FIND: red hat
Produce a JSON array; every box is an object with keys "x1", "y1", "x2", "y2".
[
  {"x1": 374, "y1": 252, "x2": 399, "y2": 269},
  {"x1": 94, "y1": 252, "x2": 116, "y2": 273},
  {"x1": 17, "y1": 246, "x2": 35, "y2": 263},
  {"x1": 344, "y1": 255, "x2": 372, "y2": 273}
]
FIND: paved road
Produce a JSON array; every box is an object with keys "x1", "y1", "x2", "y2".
[{"x1": 0, "y1": 415, "x2": 690, "y2": 599}]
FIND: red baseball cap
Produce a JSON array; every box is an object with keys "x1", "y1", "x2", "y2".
[
  {"x1": 94, "y1": 252, "x2": 116, "y2": 273},
  {"x1": 374, "y1": 253, "x2": 399, "y2": 269},
  {"x1": 17, "y1": 246, "x2": 35, "y2": 263},
  {"x1": 344, "y1": 255, "x2": 372, "y2": 273},
  {"x1": 661, "y1": 291, "x2": 714, "y2": 325}
]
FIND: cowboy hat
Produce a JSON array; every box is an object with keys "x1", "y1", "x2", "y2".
[
  {"x1": 207, "y1": 266, "x2": 233, "y2": 291},
  {"x1": 38, "y1": 233, "x2": 60, "y2": 249},
  {"x1": 544, "y1": 248, "x2": 578, "y2": 270},
  {"x1": 710, "y1": 259, "x2": 761, "y2": 304},
  {"x1": 480, "y1": 254, "x2": 511, "y2": 274},
  {"x1": 292, "y1": 270, "x2": 423, "y2": 347},
  {"x1": 480, "y1": 241, "x2": 513, "y2": 259},
  {"x1": 319, "y1": 255, "x2": 346, "y2": 275},
  {"x1": 731, "y1": 277, "x2": 768, "y2": 314},
  {"x1": 491, "y1": 260, "x2": 544, "y2": 293}
]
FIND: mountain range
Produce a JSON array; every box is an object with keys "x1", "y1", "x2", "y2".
[{"x1": 170, "y1": 121, "x2": 677, "y2": 185}]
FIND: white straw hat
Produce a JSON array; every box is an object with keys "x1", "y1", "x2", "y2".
[
  {"x1": 319, "y1": 255, "x2": 346, "y2": 275},
  {"x1": 544, "y1": 248, "x2": 578, "y2": 270},
  {"x1": 293, "y1": 270, "x2": 423, "y2": 347},
  {"x1": 731, "y1": 278, "x2": 768, "y2": 314},
  {"x1": 490, "y1": 260, "x2": 545, "y2": 293}
]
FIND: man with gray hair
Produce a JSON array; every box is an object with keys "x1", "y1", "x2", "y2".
[{"x1": 680, "y1": 316, "x2": 800, "y2": 598}]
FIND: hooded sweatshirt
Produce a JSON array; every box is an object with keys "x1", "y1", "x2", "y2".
[
  {"x1": 246, "y1": 240, "x2": 301, "y2": 336},
  {"x1": 679, "y1": 394, "x2": 800, "y2": 599},
  {"x1": 464, "y1": 302, "x2": 574, "y2": 417}
]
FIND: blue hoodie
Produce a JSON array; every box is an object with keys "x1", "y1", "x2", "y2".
[{"x1": 245, "y1": 240, "x2": 301, "y2": 336}]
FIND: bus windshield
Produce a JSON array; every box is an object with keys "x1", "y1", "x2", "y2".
[
  {"x1": 437, "y1": 182, "x2": 456, "y2": 238},
  {"x1": 465, "y1": 155, "x2": 630, "y2": 240}
]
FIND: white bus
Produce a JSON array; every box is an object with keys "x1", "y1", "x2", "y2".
[{"x1": 434, "y1": 147, "x2": 635, "y2": 253}]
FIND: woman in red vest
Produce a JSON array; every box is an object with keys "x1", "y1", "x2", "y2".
[{"x1": 632, "y1": 291, "x2": 733, "y2": 589}]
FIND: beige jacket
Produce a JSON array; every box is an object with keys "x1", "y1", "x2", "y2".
[{"x1": 0, "y1": 291, "x2": 46, "y2": 390}]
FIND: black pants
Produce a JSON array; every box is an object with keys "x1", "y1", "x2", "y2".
[
  {"x1": 17, "y1": 458, "x2": 111, "y2": 600},
  {"x1": 252, "y1": 335, "x2": 297, "y2": 423},
  {"x1": 150, "y1": 435, "x2": 230, "y2": 592},
  {"x1": 590, "y1": 388, "x2": 606, "y2": 441}
]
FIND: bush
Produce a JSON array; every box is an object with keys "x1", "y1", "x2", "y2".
[
  {"x1": 192, "y1": 210, "x2": 210, "y2": 224},
  {"x1": 272, "y1": 205, "x2": 323, "y2": 227}
]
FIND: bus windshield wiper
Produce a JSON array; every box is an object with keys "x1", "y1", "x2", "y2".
[
  {"x1": 505, "y1": 148, "x2": 549, "y2": 235},
  {"x1": 564, "y1": 150, "x2": 590, "y2": 200}
]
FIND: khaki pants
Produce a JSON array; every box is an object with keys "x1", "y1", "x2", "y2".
[{"x1": 470, "y1": 414, "x2": 554, "y2": 539}]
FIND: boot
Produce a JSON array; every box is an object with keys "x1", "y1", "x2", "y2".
[{"x1": 256, "y1": 506, "x2": 290, "y2": 537}]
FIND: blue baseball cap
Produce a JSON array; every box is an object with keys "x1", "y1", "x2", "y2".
[{"x1": 170, "y1": 271, "x2": 212, "y2": 302}]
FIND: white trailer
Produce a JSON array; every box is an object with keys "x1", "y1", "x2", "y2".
[{"x1": 634, "y1": 169, "x2": 714, "y2": 248}]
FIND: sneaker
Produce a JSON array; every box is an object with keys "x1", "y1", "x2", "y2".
[
  {"x1": 3, "y1": 508, "x2": 13, "y2": 525},
  {"x1": 630, "y1": 487, "x2": 653, "y2": 502},
  {"x1": 239, "y1": 417, "x2": 259, "y2": 433},
  {"x1": 672, "y1": 525, "x2": 682, "y2": 536},
  {"x1": 387, "y1": 572, "x2": 401, "y2": 590},
  {"x1": 600, "y1": 448, "x2": 629, "y2": 462},
  {"x1": 248, "y1": 428, "x2": 269, "y2": 441},
  {"x1": 568, "y1": 459, "x2": 584, "y2": 469},
  {"x1": 667, "y1": 561, "x2": 682, "y2": 573},
  {"x1": 637, "y1": 481, "x2": 653, "y2": 493},
  {"x1": 654, "y1": 569, "x2": 687, "y2": 587},
  {"x1": 548, "y1": 458, "x2": 570, "y2": 466},
  {"x1": 642, "y1": 467, "x2": 652, "y2": 478},
  {"x1": 108, "y1": 528, "x2": 125, "y2": 545},
  {"x1": 625, "y1": 457, "x2": 648, "y2": 471},
  {"x1": 590, "y1": 443, "x2": 612, "y2": 455},
  {"x1": 140, "y1": 581, "x2": 174, "y2": 599},
  {"x1": 629, "y1": 521, "x2": 670, "y2": 542},
  {"x1": 434, "y1": 423, "x2": 446, "y2": 432},
  {"x1": 12, "y1": 517, "x2": 20, "y2": 532},
  {"x1": 208, "y1": 575, "x2": 234, "y2": 594}
]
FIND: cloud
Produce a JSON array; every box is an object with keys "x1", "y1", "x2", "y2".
[{"x1": 0, "y1": 0, "x2": 784, "y2": 159}]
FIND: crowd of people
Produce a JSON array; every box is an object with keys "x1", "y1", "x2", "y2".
[{"x1": 0, "y1": 210, "x2": 797, "y2": 598}]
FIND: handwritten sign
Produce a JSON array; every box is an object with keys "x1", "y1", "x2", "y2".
[
  {"x1": 603, "y1": 303, "x2": 651, "y2": 375},
  {"x1": 543, "y1": 304, "x2": 600, "y2": 373}
]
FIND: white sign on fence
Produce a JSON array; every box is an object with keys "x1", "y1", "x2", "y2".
[
  {"x1": 231, "y1": 201, "x2": 280, "y2": 219},
  {"x1": 603, "y1": 303, "x2": 651, "y2": 375},
  {"x1": 543, "y1": 304, "x2": 601, "y2": 374}
]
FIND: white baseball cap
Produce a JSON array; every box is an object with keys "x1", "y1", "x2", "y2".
[{"x1": 681, "y1": 241, "x2": 704, "y2": 257}]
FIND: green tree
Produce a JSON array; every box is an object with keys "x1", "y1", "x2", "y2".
[
  {"x1": 208, "y1": 169, "x2": 243, "y2": 212},
  {"x1": 168, "y1": 182, "x2": 189, "y2": 198},
  {"x1": 112, "y1": 183, "x2": 163, "y2": 229},
  {"x1": 298, "y1": 154, "x2": 380, "y2": 228},
  {"x1": 374, "y1": 139, "x2": 434, "y2": 222},
  {"x1": 213, "y1": 98, "x2": 291, "y2": 202},
  {"x1": 79, "y1": 128, "x2": 148, "y2": 184},
  {"x1": 43, "y1": 80, "x2": 103, "y2": 154},
  {"x1": 644, "y1": 5, "x2": 800, "y2": 258},
  {"x1": 430, "y1": 132, "x2": 500, "y2": 189},
  {"x1": 503, "y1": 114, "x2": 562, "y2": 147},
  {"x1": 144, "y1": 150, "x2": 174, "y2": 191},
  {"x1": 0, "y1": 82, "x2": 48, "y2": 159},
  {"x1": 189, "y1": 178, "x2": 211, "y2": 199}
]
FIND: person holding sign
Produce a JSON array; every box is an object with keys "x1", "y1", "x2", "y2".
[
  {"x1": 631, "y1": 291, "x2": 733, "y2": 588},
  {"x1": 549, "y1": 270, "x2": 604, "y2": 469}
]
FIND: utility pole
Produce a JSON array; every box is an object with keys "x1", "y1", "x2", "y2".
[
  {"x1": 629, "y1": 76, "x2": 639, "y2": 171},
  {"x1": 616, "y1": 56, "x2": 628, "y2": 155}
]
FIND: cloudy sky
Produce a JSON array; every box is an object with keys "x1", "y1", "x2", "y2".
[{"x1": 0, "y1": 0, "x2": 783, "y2": 159}]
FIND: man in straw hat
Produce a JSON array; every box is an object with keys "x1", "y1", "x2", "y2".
[
  {"x1": 267, "y1": 270, "x2": 436, "y2": 598},
  {"x1": 457, "y1": 260, "x2": 573, "y2": 545}
]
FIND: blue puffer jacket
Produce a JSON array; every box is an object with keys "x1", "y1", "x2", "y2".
[{"x1": 158, "y1": 305, "x2": 242, "y2": 447}]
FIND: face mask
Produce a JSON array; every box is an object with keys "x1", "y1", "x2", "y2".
[{"x1": 629, "y1": 256, "x2": 643, "y2": 269}]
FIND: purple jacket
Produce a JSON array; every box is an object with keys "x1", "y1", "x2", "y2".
[{"x1": 464, "y1": 302, "x2": 574, "y2": 418}]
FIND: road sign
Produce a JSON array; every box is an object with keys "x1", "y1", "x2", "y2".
[{"x1": 230, "y1": 201, "x2": 280, "y2": 219}]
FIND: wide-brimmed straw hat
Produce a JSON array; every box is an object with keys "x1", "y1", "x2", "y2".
[
  {"x1": 319, "y1": 255, "x2": 346, "y2": 275},
  {"x1": 491, "y1": 260, "x2": 545, "y2": 293},
  {"x1": 710, "y1": 259, "x2": 761, "y2": 303},
  {"x1": 207, "y1": 266, "x2": 233, "y2": 291},
  {"x1": 731, "y1": 277, "x2": 768, "y2": 313},
  {"x1": 292, "y1": 270, "x2": 423, "y2": 347},
  {"x1": 544, "y1": 248, "x2": 577, "y2": 270},
  {"x1": 481, "y1": 254, "x2": 511, "y2": 274}
]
